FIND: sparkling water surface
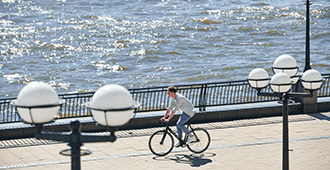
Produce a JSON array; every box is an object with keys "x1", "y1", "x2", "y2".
[{"x1": 1, "y1": 0, "x2": 329, "y2": 98}]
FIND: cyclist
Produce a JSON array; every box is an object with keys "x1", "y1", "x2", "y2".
[{"x1": 161, "y1": 85, "x2": 196, "y2": 147}]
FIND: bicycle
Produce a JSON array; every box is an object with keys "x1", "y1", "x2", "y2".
[{"x1": 148, "y1": 119, "x2": 211, "y2": 156}]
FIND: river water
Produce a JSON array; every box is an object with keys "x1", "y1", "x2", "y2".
[{"x1": 1, "y1": 0, "x2": 329, "y2": 98}]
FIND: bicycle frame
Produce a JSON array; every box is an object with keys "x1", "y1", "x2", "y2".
[{"x1": 160, "y1": 123, "x2": 199, "y2": 145}]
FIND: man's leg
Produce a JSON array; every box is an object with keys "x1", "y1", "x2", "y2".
[{"x1": 176, "y1": 112, "x2": 191, "y2": 139}]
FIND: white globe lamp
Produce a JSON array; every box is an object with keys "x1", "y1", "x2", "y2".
[
  {"x1": 301, "y1": 69, "x2": 323, "y2": 90},
  {"x1": 11, "y1": 82, "x2": 64, "y2": 124},
  {"x1": 270, "y1": 73, "x2": 292, "y2": 93},
  {"x1": 247, "y1": 68, "x2": 270, "y2": 89},
  {"x1": 272, "y1": 55, "x2": 298, "y2": 78},
  {"x1": 87, "y1": 84, "x2": 139, "y2": 127}
]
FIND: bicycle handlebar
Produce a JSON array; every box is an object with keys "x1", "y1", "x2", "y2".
[{"x1": 159, "y1": 119, "x2": 168, "y2": 126}]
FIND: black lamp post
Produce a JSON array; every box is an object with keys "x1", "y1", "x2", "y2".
[
  {"x1": 304, "y1": 0, "x2": 312, "y2": 72},
  {"x1": 33, "y1": 120, "x2": 117, "y2": 170},
  {"x1": 11, "y1": 83, "x2": 139, "y2": 170},
  {"x1": 248, "y1": 55, "x2": 323, "y2": 170},
  {"x1": 256, "y1": 92, "x2": 312, "y2": 170}
]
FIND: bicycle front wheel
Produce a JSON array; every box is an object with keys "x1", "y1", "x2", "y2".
[
  {"x1": 187, "y1": 128, "x2": 211, "y2": 153},
  {"x1": 148, "y1": 130, "x2": 174, "y2": 156}
]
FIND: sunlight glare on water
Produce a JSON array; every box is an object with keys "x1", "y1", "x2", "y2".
[{"x1": 0, "y1": 0, "x2": 329, "y2": 97}]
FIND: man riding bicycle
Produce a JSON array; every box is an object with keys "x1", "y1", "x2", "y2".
[{"x1": 161, "y1": 85, "x2": 196, "y2": 147}]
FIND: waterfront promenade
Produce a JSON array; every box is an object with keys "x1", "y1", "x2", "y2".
[{"x1": 0, "y1": 112, "x2": 329, "y2": 170}]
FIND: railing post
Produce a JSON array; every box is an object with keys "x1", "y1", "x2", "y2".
[{"x1": 199, "y1": 85, "x2": 207, "y2": 111}]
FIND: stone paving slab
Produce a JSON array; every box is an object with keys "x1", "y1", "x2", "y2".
[{"x1": 0, "y1": 112, "x2": 329, "y2": 170}]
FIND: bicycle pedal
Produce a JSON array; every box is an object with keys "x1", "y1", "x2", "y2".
[{"x1": 178, "y1": 143, "x2": 186, "y2": 147}]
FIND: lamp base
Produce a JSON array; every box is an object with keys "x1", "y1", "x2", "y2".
[
  {"x1": 60, "y1": 148, "x2": 92, "y2": 157},
  {"x1": 293, "y1": 81, "x2": 318, "y2": 113},
  {"x1": 277, "y1": 99, "x2": 294, "y2": 105}
]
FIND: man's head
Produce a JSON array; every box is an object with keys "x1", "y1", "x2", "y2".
[
  {"x1": 167, "y1": 85, "x2": 177, "y2": 93},
  {"x1": 167, "y1": 85, "x2": 177, "y2": 98}
]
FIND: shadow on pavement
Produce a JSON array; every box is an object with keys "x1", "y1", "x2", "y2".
[
  {"x1": 153, "y1": 152, "x2": 215, "y2": 167},
  {"x1": 309, "y1": 113, "x2": 330, "y2": 122}
]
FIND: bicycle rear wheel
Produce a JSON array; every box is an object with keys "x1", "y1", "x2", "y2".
[
  {"x1": 187, "y1": 128, "x2": 210, "y2": 153},
  {"x1": 148, "y1": 130, "x2": 174, "y2": 156}
]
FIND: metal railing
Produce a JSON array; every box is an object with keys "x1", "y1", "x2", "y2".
[{"x1": 1, "y1": 74, "x2": 330, "y2": 124}]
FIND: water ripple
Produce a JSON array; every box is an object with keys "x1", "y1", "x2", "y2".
[{"x1": 0, "y1": 0, "x2": 329, "y2": 97}]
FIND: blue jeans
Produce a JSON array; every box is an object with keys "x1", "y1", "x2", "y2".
[{"x1": 176, "y1": 112, "x2": 191, "y2": 139}]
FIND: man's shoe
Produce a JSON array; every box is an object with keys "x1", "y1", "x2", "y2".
[
  {"x1": 174, "y1": 141, "x2": 182, "y2": 147},
  {"x1": 186, "y1": 134, "x2": 195, "y2": 143}
]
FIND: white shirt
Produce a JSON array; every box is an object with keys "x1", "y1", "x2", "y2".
[{"x1": 167, "y1": 93, "x2": 195, "y2": 117}]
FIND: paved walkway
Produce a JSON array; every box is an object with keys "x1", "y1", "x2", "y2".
[{"x1": 0, "y1": 112, "x2": 329, "y2": 170}]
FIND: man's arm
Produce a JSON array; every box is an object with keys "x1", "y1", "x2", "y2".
[
  {"x1": 161, "y1": 110, "x2": 175, "y2": 122},
  {"x1": 166, "y1": 111, "x2": 176, "y2": 122},
  {"x1": 162, "y1": 109, "x2": 171, "y2": 121}
]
